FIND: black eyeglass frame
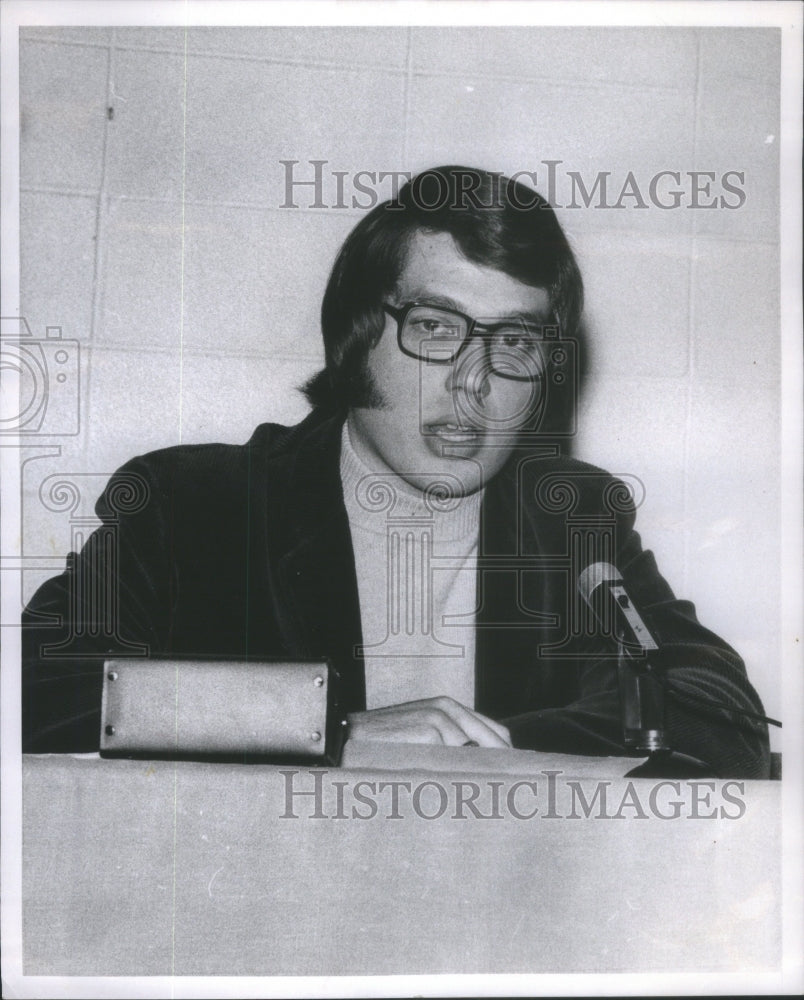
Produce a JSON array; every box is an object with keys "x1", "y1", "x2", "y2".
[{"x1": 383, "y1": 301, "x2": 553, "y2": 382}]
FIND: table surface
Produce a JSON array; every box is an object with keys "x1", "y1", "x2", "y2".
[{"x1": 22, "y1": 747, "x2": 781, "y2": 977}]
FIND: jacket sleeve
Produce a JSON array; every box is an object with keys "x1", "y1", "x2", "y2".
[
  {"x1": 504, "y1": 495, "x2": 772, "y2": 779},
  {"x1": 22, "y1": 456, "x2": 174, "y2": 753}
]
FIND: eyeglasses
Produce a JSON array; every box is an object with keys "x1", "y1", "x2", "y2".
[{"x1": 383, "y1": 302, "x2": 552, "y2": 382}]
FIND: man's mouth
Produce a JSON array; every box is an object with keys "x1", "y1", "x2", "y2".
[{"x1": 425, "y1": 422, "x2": 484, "y2": 443}]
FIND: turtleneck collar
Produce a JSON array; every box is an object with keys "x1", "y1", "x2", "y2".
[{"x1": 339, "y1": 420, "x2": 483, "y2": 542}]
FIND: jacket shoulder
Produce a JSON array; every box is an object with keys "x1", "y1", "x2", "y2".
[
  {"x1": 512, "y1": 450, "x2": 639, "y2": 521},
  {"x1": 94, "y1": 420, "x2": 302, "y2": 518},
  {"x1": 128, "y1": 420, "x2": 294, "y2": 468},
  {"x1": 514, "y1": 450, "x2": 614, "y2": 478}
]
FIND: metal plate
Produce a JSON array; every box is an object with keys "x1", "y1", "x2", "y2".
[{"x1": 100, "y1": 658, "x2": 332, "y2": 758}]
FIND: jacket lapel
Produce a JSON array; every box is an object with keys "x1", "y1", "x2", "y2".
[
  {"x1": 475, "y1": 447, "x2": 569, "y2": 717},
  {"x1": 256, "y1": 411, "x2": 367, "y2": 712}
]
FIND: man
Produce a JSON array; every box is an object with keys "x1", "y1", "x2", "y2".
[{"x1": 22, "y1": 166, "x2": 770, "y2": 776}]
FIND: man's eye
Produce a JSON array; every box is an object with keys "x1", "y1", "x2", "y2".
[
  {"x1": 412, "y1": 318, "x2": 458, "y2": 337},
  {"x1": 497, "y1": 331, "x2": 535, "y2": 350}
]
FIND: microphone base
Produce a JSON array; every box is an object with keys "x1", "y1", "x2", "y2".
[
  {"x1": 623, "y1": 728, "x2": 667, "y2": 754},
  {"x1": 626, "y1": 749, "x2": 712, "y2": 779}
]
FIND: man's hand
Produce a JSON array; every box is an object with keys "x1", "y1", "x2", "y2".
[{"x1": 346, "y1": 696, "x2": 511, "y2": 748}]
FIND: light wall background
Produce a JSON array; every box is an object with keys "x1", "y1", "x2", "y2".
[{"x1": 17, "y1": 26, "x2": 781, "y2": 733}]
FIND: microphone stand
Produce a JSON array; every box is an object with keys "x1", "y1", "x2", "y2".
[
  {"x1": 617, "y1": 634, "x2": 710, "y2": 776},
  {"x1": 616, "y1": 627, "x2": 669, "y2": 755},
  {"x1": 577, "y1": 564, "x2": 711, "y2": 775}
]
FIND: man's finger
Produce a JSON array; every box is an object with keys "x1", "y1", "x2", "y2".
[
  {"x1": 430, "y1": 697, "x2": 512, "y2": 747},
  {"x1": 346, "y1": 708, "x2": 469, "y2": 746},
  {"x1": 453, "y1": 712, "x2": 510, "y2": 748},
  {"x1": 422, "y1": 708, "x2": 473, "y2": 746},
  {"x1": 347, "y1": 699, "x2": 510, "y2": 748}
]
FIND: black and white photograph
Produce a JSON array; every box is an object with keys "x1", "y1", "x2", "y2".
[{"x1": 1, "y1": 0, "x2": 801, "y2": 996}]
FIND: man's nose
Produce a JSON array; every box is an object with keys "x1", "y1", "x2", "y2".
[{"x1": 444, "y1": 347, "x2": 492, "y2": 405}]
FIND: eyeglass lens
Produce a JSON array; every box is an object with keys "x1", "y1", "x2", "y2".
[{"x1": 400, "y1": 305, "x2": 545, "y2": 381}]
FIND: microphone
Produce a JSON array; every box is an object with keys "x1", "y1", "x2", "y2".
[
  {"x1": 578, "y1": 562, "x2": 660, "y2": 656},
  {"x1": 578, "y1": 562, "x2": 669, "y2": 754}
]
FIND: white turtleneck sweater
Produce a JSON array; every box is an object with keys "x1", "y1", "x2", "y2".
[{"x1": 339, "y1": 423, "x2": 482, "y2": 710}]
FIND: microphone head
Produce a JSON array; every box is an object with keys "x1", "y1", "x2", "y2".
[{"x1": 578, "y1": 561, "x2": 622, "y2": 605}]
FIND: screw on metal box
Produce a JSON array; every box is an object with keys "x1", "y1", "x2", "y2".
[
  {"x1": 105, "y1": 725, "x2": 115, "y2": 736},
  {"x1": 310, "y1": 731, "x2": 322, "y2": 742},
  {"x1": 313, "y1": 676, "x2": 324, "y2": 687},
  {"x1": 108, "y1": 671, "x2": 118, "y2": 681}
]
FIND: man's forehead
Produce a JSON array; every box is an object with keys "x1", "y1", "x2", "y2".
[{"x1": 394, "y1": 230, "x2": 551, "y2": 318}]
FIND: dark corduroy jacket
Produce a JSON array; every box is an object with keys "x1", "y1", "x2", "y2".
[{"x1": 22, "y1": 408, "x2": 770, "y2": 776}]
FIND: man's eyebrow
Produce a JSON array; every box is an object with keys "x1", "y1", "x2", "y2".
[
  {"x1": 397, "y1": 290, "x2": 551, "y2": 322},
  {"x1": 396, "y1": 291, "x2": 464, "y2": 312}
]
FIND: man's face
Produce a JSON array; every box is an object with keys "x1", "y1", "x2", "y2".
[{"x1": 348, "y1": 229, "x2": 551, "y2": 496}]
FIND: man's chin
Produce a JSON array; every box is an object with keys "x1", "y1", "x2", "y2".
[{"x1": 400, "y1": 454, "x2": 485, "y2": 499}]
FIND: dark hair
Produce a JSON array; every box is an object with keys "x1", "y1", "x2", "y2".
[{"x1": 302, "y1": 165, "x2": 584, "y2": 410}]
